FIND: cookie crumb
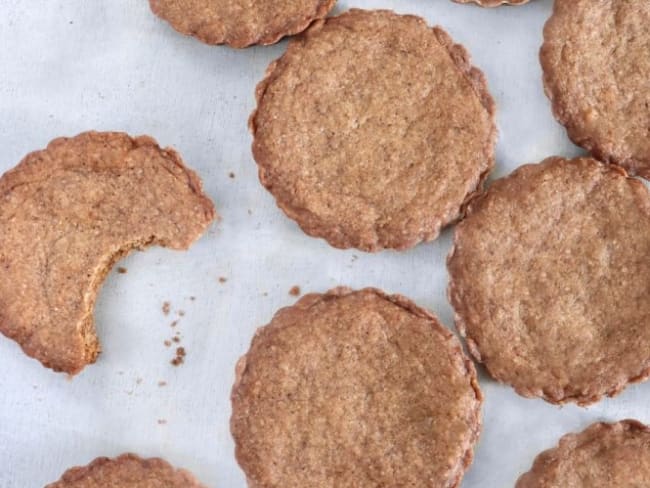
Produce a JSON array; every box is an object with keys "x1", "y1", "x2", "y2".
[
  {"x1": 172, "y1": 336, "x2": 181, "y2": 343},
  {"x1": 170, "y1": 320, "x2": 178, "y2": 328},
  {"x1": 289, "y1": 286, "x2": 301, "y2": 297},
  {"x1": 177, "y1": 310, "x2": 185, "y2": 317},
  {"x1": 157, "y1": 419, "x2": 167, "y2": 425},
  {"x1": 158, "y1": 381, "x2": 167, "y2": 387},
  {"x1": 117, "y1": 267, "x2": 128, "y2": 274},
  {"x1": 229, "y1": 172, "x2": 235, "y2": 179},
  {"x1": 189, "y1": 296, "x2": 196, "y2": 301},
  {"x1": 171, "y1": 347, "x2": 186, "y2": 366},
  {"x1": 164, "y1": 340, "x2": 172, "y2": 347},
  {"x1": 162, "y1": 301, "x2": 171, "y2": 316},
  {"x1": 219, "y1": 276, "x2": 227, "y2": 284}
]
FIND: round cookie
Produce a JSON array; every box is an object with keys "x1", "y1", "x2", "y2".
[
  {"x1": 517, "y1": 420, "x2": 650, "y2": 487},
  {"x1": 541, "y1": 0, "x2": 650, "y2": 178},
  {"x1": 0, "y1": 131, "x2": 215, "y2": 374},
  {"x1": 251, "y1": 9, "x2": 496, "y2": 252},
  {"x1": 46, "y1": 453, "x2": 207, "y2": 487},
  {"x1": 149, "y1": 0, "x2": 336, "y2": 48},
  {"x1": 447, "y1": 156, "x2": 650, "y2": 405},
  {"x1": 453, "y1": 0, "x2": 530, "y2": 6},
  {"x1": 231, "y1": 287, "x2": 482, "y2": 487}
]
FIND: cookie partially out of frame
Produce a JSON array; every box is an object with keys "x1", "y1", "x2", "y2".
[
  {"x1": 231, "y1": 287, "x2": 482, "y2": 487},
  {"x1": 46, "y1": 454, "x2": 207, "y2": 487},
  {"x1": 448, "y1": 156, "x2": 650, "y2": 405},
  {"x1": 0, "y1": 131, "x2": 215, "y2": 374},
  {"x1": 251, "y1": 9, "x2": 496, "y2": 252},
  {"x1": 541, "y1": 0, "x2": 650, "y2": 178},
  {"x1": 453, "y1": 0, "x2": 530, "y2": 6},
  {"x1": 149, "y1": 0, "x2": 336, "y2": 48},
  {"x1": 517, "y1": 420, "x2": 650, "y2": 487}
]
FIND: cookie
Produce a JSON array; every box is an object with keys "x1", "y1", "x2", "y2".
[
  {"x1": 149, "y1": 0, "x2": 336, "y2": 48},
  {"x1": 46, "y1": 453, "x2": 207, "y2": 487},
  {"x1": 251, "y1": 9, "x2": 496, "y2": 252},
  {"x1": 448, "y1": 156, "x2": 650, "y2": 405},
  {"x1": 231, "y1": 287, "x2": 482, "y2": 487},
  {"x1": 541, "y1": 0, "x2": 650, "y2": 178},
  {"x1": 0, "y1": 131, "x2": 215, "y2": 374},
  {"x1": 453, "y1": 0, "x2": 529, "y2": 6},
  {"x1": 516, "y1": 420, "x2": 650, "y2": 487}
]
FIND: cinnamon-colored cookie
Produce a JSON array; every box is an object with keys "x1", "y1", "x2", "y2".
[
  {"x1": 448, "y1": 156, "x2": 650, "y2": 405},
  {"x1": 149, "y1": 0, "x2": 336, "y2": 48},
  {"x1": 0, "y1": 131, "x2": 215, "y2": 374},
  {"x1": 453, "y1": 0, "x2": 529, "y2": 6},
  {"x1": 231, "y1": 287, "x2": 482, "y2": 487},
  {"x1": 517, "y1": 420, "x2": 650, "y2": 487},
  {"x1": 541, "y1": 0, "x2": 650, "y2": 178},
  {"x1": 251, "y1": 9, "x2": 496, "y2": 252},
  {"x1": 46, "y1": 454, "x2": 207, "y2": 487}
]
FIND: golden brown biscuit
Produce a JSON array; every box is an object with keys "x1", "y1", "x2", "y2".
[
  {"x1": 251, "y1": 9, "x2": 496, "y2": 252},
  {"x1": 231, "y1": 287, "x2": 482, "y2": 487},
  {"x1": 0, "y1": 131, "x2": 215, "y2": 374},
  {"x1": 46, "y1": 453, "x2": 207, "y2": 487},
  {"x1": 149, "y1": 0, "x2": 336, "y2": 48},
  {"x1": 541, "y1": 0, "x2": 650, "y2": 178},
  {"x1": 453, "y1": 0, "x2": 529, "y2": 6},
  {"x1": 448, "y1": 156, "x2": 650, "y2": 405},
  {"x1": 516, "y1": 420, "x2": 650, "y2": 487}
]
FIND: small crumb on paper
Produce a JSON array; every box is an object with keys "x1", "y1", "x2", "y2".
[
  {"x1": 162, "y1": 301, "x2": 171, "y2": 316},
  {"x1": 117, "y1": 267, "x2": 128, "y2": 274},
  {"x1": 289, "y1": 286, "x2": 301, "y2": 297},
  {"x1": 171, "y1": 347, "x2": 186, "y2": 366}
]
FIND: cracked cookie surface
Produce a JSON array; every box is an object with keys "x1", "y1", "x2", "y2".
[
  {"x1": 0, "y1": 131, "x2": 215, "y2": 374},
  {"x1": 541, "y1": 0, "x2": 650, "y2": 178},
  {"x1": 251, "y1": 9, "x2": 496, "y2": 251},
  {"x1": 448, "y1": 157, "x2": 650, "y2": 405},
  {"x1": 231, "y1": 287, "x2": 482, "y2": 487}
]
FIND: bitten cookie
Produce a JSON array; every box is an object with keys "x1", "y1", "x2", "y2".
[
  {"x1": 46, "y1": 454, "x2": 207, "y2": 487},
  {"x1": 448, "y1": 156, "x2": 650, "y2": 405},
  {"x1": 149, "y1": 0, "x2": 336, "y2": 48},
  {"x1": 231, "y1": 287, "x2": 482, "y2": 487},
  {"x1": 251, "y1": 9, "x2": 496, "y2": 252},
  {"x1": 0, "y1": 131, "x2": 215, "y2": 374},
  {"x1": 517, "y1": 420, "x2": 650, "y2": 487},
  {"x1": 541, "y1": 0, "x2": 650, "y2": 178}
]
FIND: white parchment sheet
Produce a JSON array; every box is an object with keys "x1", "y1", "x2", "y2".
[{"x1": 1, "y1": 1, "x2": 648, "y2": 486}]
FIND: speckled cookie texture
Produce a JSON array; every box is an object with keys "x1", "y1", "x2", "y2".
[
  {"x1": 453, "y1": 0, "x2": 529, "y2": 6},
  {"x1": 231, "y1": 287, "x2": 482, "y2": 487},
  {"x1": 251, "y1": 9, "x2": 496, "y2": 252},
  {"x1": 149, "y1": 0, "x2": 336, "y2": 48},
  {"x1": 516, "y1": 420, "x2": 650, "y2": 487},
  {"x1": 0, "y1": 131, "x2": 215, "y2": 374},
  {"x1": 541, "y1": 0, "x2": 650, "y2": 178},
  {"x1": 448, "y1": 156, "x2": 650, "y2": 405},
  {"x1": 46, "y1": 454, "x2": 207, "y2": 487}
]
